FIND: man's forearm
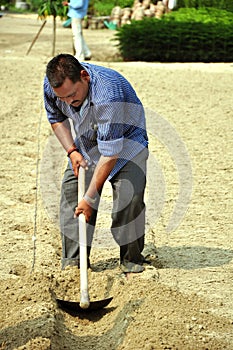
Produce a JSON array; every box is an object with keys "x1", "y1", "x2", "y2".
[
  {"x1": 85, "y1": 155, "x2": 118, "y2": 199},
  {"x1": 51, "y1": 119, "x2": 75, "y2": 152}
]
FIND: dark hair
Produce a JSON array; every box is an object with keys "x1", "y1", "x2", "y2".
[{"x1": 46, "y1": 54, "x2": 84, "y2": 88}]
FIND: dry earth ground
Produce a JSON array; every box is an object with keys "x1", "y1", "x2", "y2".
[{"x1": 0, "y1": 13, "x2": 233, "y2": 350}]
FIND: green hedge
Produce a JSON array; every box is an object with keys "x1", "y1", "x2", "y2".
[
  {"x1": 177, "y1": 0, "x2": 233, "y2": 12},
  {"x1": 89, "y1": 0, "x2": 134, "y2": 16},
  {"x1": 166, "y1": 7, "x2": 233, "y2": 24},
  {"x1": 115, "y1": 8, "x2": 233, "y2": 62}
]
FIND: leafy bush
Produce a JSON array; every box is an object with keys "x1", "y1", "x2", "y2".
[
  {"x1": 90, "y1": 0, "x2": 134, "y2": 16},
  {"x1": 38, "y1": 0, "x2": 67, "y2": 18},
  {"x1": 90, "y1": 1, "x2": 113, "y2": 16},
  {"x1": 166, "y1": 7, "x2": 233, "y2": 24},
  {"x1": 115, "y1": 8, "x2": 233, "y2": 62},
  {"x1": 177, "y1": 0, "x2": 233, "y2": 12}
]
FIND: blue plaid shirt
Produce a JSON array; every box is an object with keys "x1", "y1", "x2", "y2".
[{"x1": 44, "y1": 63, "x2": 148, "y2": 179}]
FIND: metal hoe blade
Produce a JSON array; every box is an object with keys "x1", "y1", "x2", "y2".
[{"x1": 56, "y1": 296, "x2": 113, "y2": 313}]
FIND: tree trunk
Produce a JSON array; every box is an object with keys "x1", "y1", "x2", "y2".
[{"x1": 52, "y1": 16, "x2": 56, "y2": 56}]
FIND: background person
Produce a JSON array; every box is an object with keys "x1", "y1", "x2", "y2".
[
  {"x1": 163, "y1": 0, "x2": 177, "y2": 12},
  {"x1": 62, "y1": 0, "x2": 91, "y2": 60}
]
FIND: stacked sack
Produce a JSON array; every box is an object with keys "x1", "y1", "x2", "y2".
[{"x1": 106, "y1": 0, "x2": 171, "y2": 29}]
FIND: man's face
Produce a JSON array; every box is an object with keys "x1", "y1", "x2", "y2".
[{"x1": 53, "y1": 70, "x2": 90, "y2": 107}]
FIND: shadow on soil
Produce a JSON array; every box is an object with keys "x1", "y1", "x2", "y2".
[
  {"x1": 156, "y1": 245, "x2": 233, "y2": 269},
  {"x1": 0, "y1": 299, "x2": 142, "y2": 350}
]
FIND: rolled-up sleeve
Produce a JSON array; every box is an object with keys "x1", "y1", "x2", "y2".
[{"x1": 97, "y1": 136, "x2": 124, "y2": 156}]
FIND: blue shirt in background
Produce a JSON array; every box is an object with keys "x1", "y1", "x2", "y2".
[{"x1": 67, "y1": 0, "x2": 89, "y2": 19}]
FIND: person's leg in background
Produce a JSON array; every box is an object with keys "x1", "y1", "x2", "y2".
[{"x1": 71, "y1": 17, "x2": 91, "y2": 61}]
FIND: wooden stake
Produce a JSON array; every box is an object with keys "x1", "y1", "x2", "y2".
[{"x1": 26, "y1": 20, "x2": 47, "y2": 56}]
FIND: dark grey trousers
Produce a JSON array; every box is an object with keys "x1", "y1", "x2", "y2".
[{"x1": 60, "y1": 148, "x2": 148, "y2": 269}]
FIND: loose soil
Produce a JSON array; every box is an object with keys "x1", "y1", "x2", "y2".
[{"x1": 0, "y1": 13, "x2": 232, "y2": 350}]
